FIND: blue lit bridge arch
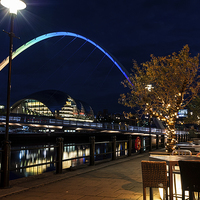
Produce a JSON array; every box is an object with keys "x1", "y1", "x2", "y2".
[{"x1": 0, "y1": 32, "x2": 131, "y2": 83}]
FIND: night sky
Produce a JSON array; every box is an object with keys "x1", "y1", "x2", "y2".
[{"x1": 0, "y1": 0, "x2": 200, "y2": 115}]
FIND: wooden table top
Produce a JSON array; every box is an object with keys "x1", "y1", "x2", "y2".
[{"x1": 149, "y1": 155, "x2": 200, "y2": 163}]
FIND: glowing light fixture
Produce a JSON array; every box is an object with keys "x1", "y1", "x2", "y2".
[
  {"x1": 1, "y1": 0, "x2": 26, "y2": 14},
  {"x1": 159, "y1": 166, "x2": 189, "y2": 200},
  {"x1": 145, "y1": 84, "x2": 154, "y2": 92}
]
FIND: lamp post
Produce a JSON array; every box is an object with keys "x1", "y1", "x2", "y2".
[{"x1": 0, "y1": 0, "x2": 26, "y2": 188}]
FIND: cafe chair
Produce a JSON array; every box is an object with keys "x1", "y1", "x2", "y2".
[
  {"x1": 179, "y1": 161, "x2": 200, "y2": 200},
  {"x1": 171, "y1": 149, "x2": 192, "y2": 197},
  {"x1": 196, "y1": 152, "x2": 200, "y2": 157},
  {"x1": 141, "y1": 161, "x2": 168, "y2": 200},
  {"x1": 172, "y1": 149, "x2": 192, "y2": 156}
]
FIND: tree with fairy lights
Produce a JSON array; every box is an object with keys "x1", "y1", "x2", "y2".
[{"x1": 119, "y1": 45, "x2": 200, "y2": 152}]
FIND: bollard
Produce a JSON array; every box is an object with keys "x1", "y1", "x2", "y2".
[
  {"x1": 1, "y1": 140, "x2": 11, "y2": 188},
  {"x1": 128, "y1": 135, "x2": 132, "y2": 156},
  {"x1": 178, "y1": 134, "x2": 180, "y2": 143},
  {"x1": 184, "y1": 134, "x2": 186, "y2": 142},
  {"x1": 56, "y1": 137, "x2": 64, "y2": 174},
  {"x1": 149, "y1": 135, "x2": 152, "y2": 151},
  {"x1": 112, "y1": 136, "x2": 116, "y2": 160},
  {"x1": 175, "y1": 134, "x2": 178, "y2": 142},
  {"x1": 156, "y1": 135, "x2": 159, "y2": 149},
  {"x1": 90, "y1": 136, "x2": 95, "y2": 166},
  {"x1": 140, "y1": 136, "x2": 144, "y2": 153},
  {"x1": 161, "y1": 135, "x2": 165, "y2": 148}
]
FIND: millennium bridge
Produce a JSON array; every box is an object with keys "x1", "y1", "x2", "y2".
[{"x1": 0, "y1": 114, "x2": 188, "y2": 137}]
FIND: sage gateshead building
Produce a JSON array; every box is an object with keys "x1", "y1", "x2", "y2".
[{"x1": 10, "y1": 90, "x2": 94, "y2": 122}]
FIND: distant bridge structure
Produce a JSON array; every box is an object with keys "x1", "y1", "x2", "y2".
[
  {"x1": 0, "y1": 31, "x2": 131, "y2": 83},
  {"x1": 0, "y1": 115, "x2": 188, "y2": 137}
]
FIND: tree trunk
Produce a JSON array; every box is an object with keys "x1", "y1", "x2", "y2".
[{"x1": 165, "y1": 119, "x2": 177, "y2": 153}]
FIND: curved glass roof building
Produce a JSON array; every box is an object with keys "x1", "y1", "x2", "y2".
[{"x1": 10, "y1": 90, "x2": 94, "y2": 122}]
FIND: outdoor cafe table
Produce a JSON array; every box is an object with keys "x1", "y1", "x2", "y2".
[
  {"x1": 175, "y1": 143, "x2": 200, "y2": 152},
  {"x1": 149, "y1": 155, "x2": 200, "y2": 200}
]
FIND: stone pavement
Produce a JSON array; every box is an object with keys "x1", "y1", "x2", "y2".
[{"x1": 0, "y1": 152, "x2": 161, "y2": 200}]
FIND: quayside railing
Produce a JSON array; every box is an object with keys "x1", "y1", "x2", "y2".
[{"x1": 0, "y1": 133, "x2": 189, "y2": 187}]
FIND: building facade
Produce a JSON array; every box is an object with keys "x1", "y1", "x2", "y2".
[{"x1": 11, "y1": 90, "x2": 94, "y2": 122}]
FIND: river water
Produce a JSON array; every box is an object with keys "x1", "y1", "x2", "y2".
[
  {"x1": 8, "y1": 141, "x2": 125, "y2": 180},
  {"x1": 9, "y1": 143, "x2": 89, "y2": 180}
]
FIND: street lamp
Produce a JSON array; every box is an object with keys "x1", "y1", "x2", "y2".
[
  {"x1": 1, "y1": 0, "x2": 26, "y2": 14},
  {"x1": 0, "y1": 0, "x2": 26, "y2": 188}
]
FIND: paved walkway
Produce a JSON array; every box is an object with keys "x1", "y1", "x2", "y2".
[{"x1": 0, "y1": 152, "x2": 161, "y2": 200}]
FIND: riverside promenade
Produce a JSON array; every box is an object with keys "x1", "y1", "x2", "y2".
[{"x1": 0, "y1": 151, "x2": 161, "y2": 200}]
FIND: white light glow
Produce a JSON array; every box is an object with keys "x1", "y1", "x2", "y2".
[
  {"x1": 145, "y1": 84, "x2": 154, "y2": 92},
  {"x1": 1, "y1": 0, "x2": 26, "y2": 14},
  {"x1": 159, "y1": 166, "x2": 189, "y2": 200}
]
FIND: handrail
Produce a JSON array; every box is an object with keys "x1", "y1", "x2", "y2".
[
  {"x1": 0, "y1": 128, "x2": 189, "y2": 186},
  {"x1": 1, "y1": 137, "x2": 141, "y2": 172}
]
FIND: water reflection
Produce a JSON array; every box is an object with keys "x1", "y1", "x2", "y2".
[
  {"x1": 63, "y1": 144, "x2": 90, "y2": 169},
  {"x1": 10, "y1": 143, "x2": 91, "y2": 179},
  {"x1": 117, "y1": 142, "x2": 128, "y2": 157},
  {"x1": 7, "y1": 141, "x2": 128, "y2": 180},
  {"x1": 11, "y1": 145, "x2": 56, "y2": 179}
]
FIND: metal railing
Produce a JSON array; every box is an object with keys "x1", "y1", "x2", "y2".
[{"x1": 0, "y1": 132, "x2": 190, "y2": 188}]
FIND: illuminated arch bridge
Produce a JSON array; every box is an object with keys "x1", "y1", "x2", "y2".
[
  {"x1": 0, "y1": 31, "x2": 130, "y2": 82},
  {"x1": 11, "y1": 90, "x2": 94, "y2": 122}
]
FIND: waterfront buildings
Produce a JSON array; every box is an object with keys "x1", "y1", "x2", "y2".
[{"x1": 10, "y1": 90, "x2": 94, "y2": 122}]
